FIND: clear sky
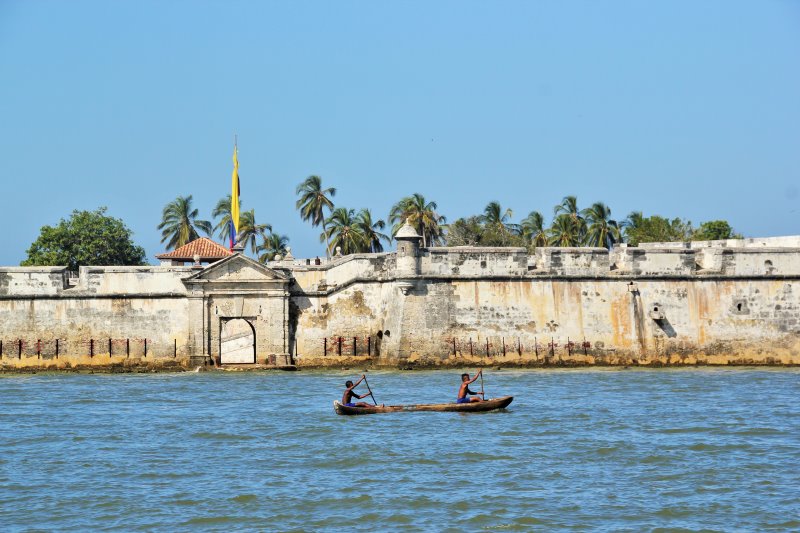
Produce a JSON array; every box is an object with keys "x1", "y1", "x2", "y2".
[{"x1": 1, "y1": 0, "x2": 798, "y2": 265}]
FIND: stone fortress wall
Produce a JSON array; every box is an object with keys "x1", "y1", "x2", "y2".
[
  {"x1": 285, "y1": 234, "x2": 800, "y2": 367},
  {"x1": 1, "y1": 226, "x2": 799, "y2": 370}
]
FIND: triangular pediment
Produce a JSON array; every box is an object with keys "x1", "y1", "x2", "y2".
[{"x1": 185, "y1": 254, "x2": 288, "y2": 283}]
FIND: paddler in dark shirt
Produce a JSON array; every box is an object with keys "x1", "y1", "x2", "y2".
[
  {"x1": 342, "y1": 375, "x2": 373, "y2": 407},
  {"x1": 457, "y1": 369, "x2": 483, "y2": 403}
]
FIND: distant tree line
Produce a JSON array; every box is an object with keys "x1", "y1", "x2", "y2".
[
  {"x1": 446, "y1": 196, "x2": 741, "y2": 251},
  {"x1": 20, "y1": 180, "x2": 742, "y2": 269}
]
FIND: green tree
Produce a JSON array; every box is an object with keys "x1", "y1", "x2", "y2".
[
  {"x1": 257, "y1": 233, "x2": 290, "y2": 263},
  {"x1": 692, "y1": 220, "x2": 739, "y2": 241},
  {"x1": 322, "y1": 207, "x2": 365, "y2": 255},
  {"x1": 157, "y1": 195, "x2": 212, "y2": 249},
  {"x1": 296, "y1": 175, "x2": 336, "y2": 257},
  {"x1": 521, "y1": 211, "x2": 548, "y2": 248},
  {"x1": 444, "y1": 216, "x2": 484, "y2": 247},
  {"x1": 548, "y1": 214, "x2": 582, "y2": 247},
  {"x1": 624, "y1": 214, "x2": 693, "y2": 246},
  {"x1": 621, "y1": 211, "x2": 644, "y2": 243},
  {"x1": 554, "y1": 195, "x2": 586, "y2": 243},
  {"x1": 212, "y1": 194, "x2": 236, "y2": 245},
  {"x1": 582, "y1": 201, "x2": 621, "y2": 249},
  {"x1": 22, "y1": 207, "x2": 147, "y2": 270},
  {"x1": 444, "y1": 215, "x2": 526, "y2": 248},
  {"x1": 480, "y1": 201, "x2": 519, "y2": 245},
  {"x1": 355, "y1": 208, "x2": 390, "y2": 253},
  {"x1": 388, "y1": 193, "x2": 446, "y2": 247},
  {"x1": 237, "y1": 209, "x2": 272, "y2": 256}
]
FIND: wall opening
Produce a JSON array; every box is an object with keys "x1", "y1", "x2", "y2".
[{"x1": 220, "y1": 318, "x2": 256, "y2": 364}]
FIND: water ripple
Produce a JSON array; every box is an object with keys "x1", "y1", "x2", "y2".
[{"x1": 0, "y1": 368, "x2": 798, "y2": 531}]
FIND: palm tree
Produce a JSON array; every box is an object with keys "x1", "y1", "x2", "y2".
[
  {"x1": 582, "y1": 201, "x2": 621, "y2": 249},
  {"x1": 521, "y1": 211, "x2": 548, "y2": 247},
  {"x1": 388, "y1": 193, "x2": 446, "y2": 247},
  {"x1": 554, "y1": 195, "x2": 585, "y2": 243},
  {"x1": 322, "y1": 207, "x2": 365, "y2": 256},
  {"x1": 157, "y1": 195, "x2": 212, "y2": 249},
  {"x1": 212, "y1": 195, "x2": 236, "y2": 245},
  {"x1": 257, "y1": 233, "x2": 290, "y2": 263},
  {"x1": 480, "y1": 201, "x2": 519, "y2": 244},
  {"x1": 237, "y1": 209, "x2": 272, "y2": 255},
  {"x1": 548, "y1": 214, "x2": 582, "y2": 247},
  {"x1": 296, "y1": 175, "x2": 336, "y2": 257},
  {"x1": 621, "y1": 211, "x2": 643, "y2": 243},
  {"x1": 355, "y1": 208, "x2": 390, "y2": 253}
]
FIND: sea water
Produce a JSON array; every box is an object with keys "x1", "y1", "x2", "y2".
[{"x1": 1, "y1": 368, "x2": 799, "y2": 531}]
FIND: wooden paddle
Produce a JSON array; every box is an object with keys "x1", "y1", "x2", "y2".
[
  {"x1": 479, "y1": 370, "x2": 485, "y2": 400},
  {"x1": 363, "y1": 375, "x2": 378, "y2": 406}
]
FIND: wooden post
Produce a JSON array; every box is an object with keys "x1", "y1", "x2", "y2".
[
  {"x1": 56, "y1": 339, "x2": 59, "y2": 358},
  {"x1": 485, "y1": 338, "x2": 490, "y2": 357},
  {"x1": 109, "y1": 338, "x2": 112, "y2": 357},
  {"x1": 534, "y1": 336, "x2": 538, "y2": 358},
  {"x1": 144, "y1": 338, "x2": 147, "y2": 357},
  {"x1": 37, "y1": 339, "x2": 41, "y2": 358},
  {"x1": 174, "y1": 339, "x2": 177, "y2": 358},
  {"x1": 469, "y1": 338, "x2": 473, "y2": 356},
  {"x1": 452, "y1": 338, "x2": 457, "y2": 356},
  {"x1": 18, "y1": 339, "x2": 22, "y2": 359},
  {"x1": 90, "y1": 339, "x2": 94, "y2": 358},
  {"x1": 337, "y1": 336, "x2": 342, "y2": 356},
  {"x1": 126, "y1": 338, "x2": 130, "y2": 357},
  {"x1": 353, "y1": 336, "x2": 358, "y2": 356},
  {"x1": 502, "y1": 337, "x2": 506, "y2": 357},
  {"x1": 324, "y1": 337, "x2": 328, "y2": 356},
  {"x1": 518, "y1": 338, "x2": 522, "y2": 356},
  {"x1": 367, "y1": 336, "x2": 371, "y2": 356}
]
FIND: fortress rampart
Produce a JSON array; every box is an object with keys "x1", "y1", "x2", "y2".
[{"x1": 1, "y1": 229, "x2": 799, "y2": 370}]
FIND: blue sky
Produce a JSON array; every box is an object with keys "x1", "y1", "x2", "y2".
[{"x1": 1, "y1": 0, "x2": 798, "y2": 264}]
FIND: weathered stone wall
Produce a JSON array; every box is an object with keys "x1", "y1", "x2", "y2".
[
  {"x1": 2, "y1": 242, "x2": 800, "y2": 370},
  {"x1": 290, "y1": 275, "x2": 800, "y2": 367},
  {"x1": 288, "y1": 245, "x2": 800, "y2": 367},
  {"x1": 0, "y1": 266, "x2": 193, "y2": 369},
  {"x1": 0, "y1": 257, "x2": 291, "y2": 370}
]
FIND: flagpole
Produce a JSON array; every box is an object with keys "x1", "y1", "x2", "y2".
[{"x1": 230, "y1": 134, "x2": 240, "y2": 252}]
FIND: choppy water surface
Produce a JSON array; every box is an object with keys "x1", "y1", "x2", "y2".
[{"x1": 1, "y1": 368, "x2": 799, "y2": 531}]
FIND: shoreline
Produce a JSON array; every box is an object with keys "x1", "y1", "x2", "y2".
[{"x1": 2, "y1": 359, "x2": 798, "y2": 374}]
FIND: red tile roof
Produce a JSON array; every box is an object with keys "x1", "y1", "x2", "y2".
[{"x1": 155, "y1": 237, "x2": 234, "y2": 260}]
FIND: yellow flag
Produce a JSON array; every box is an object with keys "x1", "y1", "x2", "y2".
[{"x1": 231, "y1": 145, "x2": 240, "y2": 236}]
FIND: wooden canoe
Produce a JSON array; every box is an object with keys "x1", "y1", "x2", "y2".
[{"x1": 333, "y1": 396, "x2": 513, "y2": 415}]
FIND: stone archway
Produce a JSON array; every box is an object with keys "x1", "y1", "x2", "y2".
[{"x1": 220, "y1": 318, "x2": 256, "y2": 364}]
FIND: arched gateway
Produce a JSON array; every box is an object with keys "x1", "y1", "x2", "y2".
[
  {"x1": 220, "y1": 318, "x2": 256, "y2": 363},
  {"x1": 183, "y1": 254, "x2": 291, "y2": 366}
]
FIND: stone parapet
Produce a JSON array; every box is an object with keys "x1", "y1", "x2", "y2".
[
  {"x1": 276, "y1": 253, "x2": 394, "y2": 293},
  {"x1": 639, "y1": 235, "x2": 800, "y2": 249},
  {"x1": 530, "y1": 247, "x2": 609, "y2": 276},
  {"x1": 422, "y1": 247, "x2": 528, "y2": 277},
  {"x1": 0, "y1": 267, "x2": 70, "y2": 296},
  {"x1": 610, "y1": 247, "x2": 696, "y2": 276},
  {"x1": 695, "y1": 247, "x2": 800, "y2": 276}
]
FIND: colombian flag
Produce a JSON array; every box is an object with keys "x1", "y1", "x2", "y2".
[{"x1": 230, "y1": 145, "x2": 240, "y2": 250}]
